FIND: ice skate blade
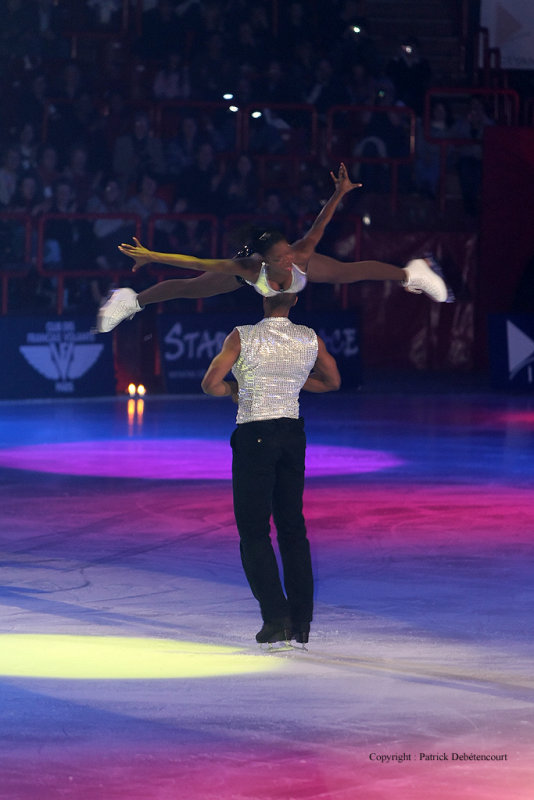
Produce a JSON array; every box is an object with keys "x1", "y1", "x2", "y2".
[
  {"x1": 261, "y1": 641, "x2": 293, "y2": 652},
  {"x1": 260, "y1": 641, "x2": 309, "y2": 653}
]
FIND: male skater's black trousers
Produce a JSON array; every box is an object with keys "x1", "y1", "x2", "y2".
[{"x1": 231, "y1": 417, "x2": 313, "y2": 626}]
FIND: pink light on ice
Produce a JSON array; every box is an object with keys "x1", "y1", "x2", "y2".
[{"x1": 0, "y1": 439, "x2": 404, "y2": 480}]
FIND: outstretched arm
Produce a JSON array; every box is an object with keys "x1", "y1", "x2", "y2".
[
  {"x1": 292, "y1": 163, "x2": 361, "y2": 259},
  {"x1": 118, "y1": 237, "x2": 260, "y2": 279},
  {"x1": 302, "y1": 337, "x2": 341, "y2": 393},
  {"x1": 201, "y1": 329, "x2": 241, "y2": 398}
]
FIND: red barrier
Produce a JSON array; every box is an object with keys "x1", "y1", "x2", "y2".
[
  {"x1": 422, "y1": 86, "x2": 520, "y2": 212},
  {"x1": 0, "y1": 214, "x2": 33, "y2": 315},
  {"x1": 325, "y1": 104, "x2": 416, "y2": 213},
  {"x1": 36, "y1": 213, "x2": 142, "y2": 315}
]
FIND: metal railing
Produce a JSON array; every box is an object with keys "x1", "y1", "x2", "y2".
[
  {"x1": 325, "y1": 104, "x2": 416, "y2": 213},
  {"x1": 422, "y1": 87, "x2": 520, "y2": 212}
]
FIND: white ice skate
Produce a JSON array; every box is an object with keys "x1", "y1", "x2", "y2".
[
  {"x1": 96, "y1": 287, "x2": 142, "y2": 333},
  {"x1": 402, "y1": 257, "x2": 450, "y2": 303}
]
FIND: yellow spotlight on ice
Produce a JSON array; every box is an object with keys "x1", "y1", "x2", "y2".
[
  {"x1": 137, "y1": 384, "x2": 146, "y2": 396},
  {"x1": 0, "y1": 635, "x2": 281, "y2": 680},
  {"x1": 127, "y1": 383, "x2": 136, "y2": 397}
]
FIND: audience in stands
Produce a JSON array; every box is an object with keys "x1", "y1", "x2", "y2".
[{"x1": 0, "y1": 0, "x2": 516, "y2": 312}]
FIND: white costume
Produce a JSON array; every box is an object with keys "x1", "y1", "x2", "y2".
[{"x1": 245, "y1": 262, "x2": 307, "y2": 297}]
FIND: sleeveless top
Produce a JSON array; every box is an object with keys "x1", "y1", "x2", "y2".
[
  {"x1": 245, "y1": 262, "x2": 308, "y2": 297},
  {"x1": 233, "y1": 317, "x2": 318, "y2": 423}
]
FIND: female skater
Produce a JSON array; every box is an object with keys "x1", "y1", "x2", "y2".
[{"x1": 97, "y1": 163, "x2": 448, "y2": 332}]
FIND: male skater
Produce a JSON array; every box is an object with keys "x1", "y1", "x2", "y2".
[{"x1": 201, "y1": 293, "x2": 340, "y2": 645}]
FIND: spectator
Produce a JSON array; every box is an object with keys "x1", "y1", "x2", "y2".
[
  {"x1": 255, "y1": 59, "x2": 299, "y2": 104},
  {"x1": 219, "y1": 153, "x2": 257, "y2": 214},
  {"x1": 385, "y1": 36, "x2": 432, "y2": 117},
  {"x1": 134, "y1": 0, "x2": 185, "y2": 60},
  {"x1": 289, "y1": 180, "x2": 323, "y2": 220},
  {"x1": 231, "y1": 21, "x2": 265, "y2": 73},
  {"x1": 189, "y1": 32, "x2": 237, "y2": 100},
  {"x1": 256, "y1": 191, "x2": 291, "y2": 232},
  {"x1": 0, "y1": 145, "x2": 22, "y2": 208},
  {"x1": 166, "y1": 115, "x2": 204, "y2": 177},
  {"x1": 86, "y1": 0, "x2": 122, "y2": 29},
  {"x1": 177, "y1": 142, "x2": 225, "y2": 213},
  {"x1": 152, "y1": 50, "x2": 191, "y2": 100},
  {"x1": 53, "y1": 60, "x2": 88, "y2": 102},
  {"x1": 16, "y1": 122, "x2": 39, "y2": 174},
  {"x1": 62, "y1": 143, "x2": 102, "y2": 211},
  {"x1": 277, "y1": 2, "x2": 318, "y2": 53},
  {"x1": 352, "y1": 78, "x2": 411, "y2": 192},
  {"x1": 16, "y1": 72, "x2": 50, "y2": 132},
  {"x1": 87, "y1": 177, "x2": 133, "y2": 268},
  {"x1": 344, "y1": 61, "x2": 376, "y2": 105},
  {"x1": 86, "y1": 177, "x2": 133, "y2": 305},
  {"x1": 414, "y1": 99, "x2": 454, "y2": 198},
  {"x1": 448, "y1": 96, "x2": 494, "y2": 216},
  {"x1": 334, "y1": 17, "x2": 383, "y2": 79},
  {"x1": 33, "y1": 0, "x2": 70, "y2": 61},
  {"x1": 9, "y1": 172, "x2": 48, "y2": 271},
  {"x1": 36, "y1": 144, "x2": 61, "y2": 201},
  {"x1": 304, "y1": 58, "x2": 349, "y2": 121},
  {"x1": 112, "y1": 111, "x2": 166, "y2": 192},
  {"x1": 10, "y1": 172, "x2": 48, "y2": 216},
  {"x1": 125, "y1": 172, "x2": 171, "y2": 247},
  {"x1": 43, "y1": 178, "x2": 81, "y2": 269},
  {"x1": 168, "y1": 214, "x2": 213, "y2": 259}
]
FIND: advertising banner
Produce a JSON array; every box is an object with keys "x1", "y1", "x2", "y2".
[
  {"x1": 0, "y1": 316, "x2": 115, "y2": 399},
  {"x1": 157, "y1": 310, "x2": 361, "y2": 393},
  {"x1": 480, "y1": 1, "x2": 534, "y2": 69},
  {"x1": 489, "y1": 314, "x2": 534, "y2": 389}
]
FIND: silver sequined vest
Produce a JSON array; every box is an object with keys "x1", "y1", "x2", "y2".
[{"x1": 233, "y1": 317, "x2": 318, "y2": 423}]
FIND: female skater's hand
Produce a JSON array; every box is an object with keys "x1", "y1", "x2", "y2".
[
  {"x1": 118, "y1": 237, "x2": 153, "y2": 272},
  {"x1": 330, "y1": 162, "x2": 362, "y2": 195}
]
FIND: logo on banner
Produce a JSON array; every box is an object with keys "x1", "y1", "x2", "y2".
[
  {"x1": 318, "y1": 327, "x2": 359, "y2": 357},
  {"x1": 19, "y1": 320, "x2": 104, "y2": 393},
  {"x1": 163, "y1": 322, "x2": 228, "y2": 361},
  {"x1": 507, "y1": 319, "x2": 534, "y2": 382}
]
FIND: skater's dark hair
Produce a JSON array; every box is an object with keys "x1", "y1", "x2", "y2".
[
  {"x1": 263, "y1": 292, "x2": 298, "y2": 314},
  {"x1": 234, "y1": 226, "x2": 288, "y2": 259}
]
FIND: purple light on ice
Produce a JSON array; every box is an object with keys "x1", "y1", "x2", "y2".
[{"x1": 0, "y1": 439, "x2": 403, "y2": 479}]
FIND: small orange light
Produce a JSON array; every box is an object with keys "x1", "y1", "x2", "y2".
[
  {"x1": 127, "y1": 398, "x2": 135, "y2": 427},
  {"x1": 137, "y1": 384, "x2": 146, "y2": 396},
  {"x1": 127, "y1": 383, "x2": 136, "y2": 397}
]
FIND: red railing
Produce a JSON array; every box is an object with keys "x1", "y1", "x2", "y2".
[
  {"x1": 423, "y1": 87, "x2": 520, "y2": 212},
  {"x1": 36, "y1": 213, "x2": 142, "y2": 315},
  {"x1": 0, "y1": 214, "x2": 33, "y2": 315},
  {"x1": 1, "y1": 208, "x2": 370, "y2": 317},
  {"x1": 325, "y1": 104, "x2": 416, "y2": 213}
]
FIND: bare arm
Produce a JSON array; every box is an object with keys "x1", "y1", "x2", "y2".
[
  {"x1": 292, "y1": 163, "x2": 361, "y2": 259},
  {"x1": 118, "y1": 237, "x2": 260, "y2": 279},
  {"x1": 201, "y1": 329, "x2": 241, "y2": 398},
  {"x1": 302, "y1": 337, "x2": 341, "y2": 393}
]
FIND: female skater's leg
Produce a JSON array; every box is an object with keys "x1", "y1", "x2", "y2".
[
  {"x1": 307, "y1": 253, "x2": 448, "y2": 301},
  {"x1": 307, "y1": 253, "x2": 406, "y2": 283},
  {"x1": 96, "y1": 272, "x2": 240, "y2": 333}
]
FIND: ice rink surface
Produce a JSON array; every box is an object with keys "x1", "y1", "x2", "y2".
[{"x1": 1, "y1": 386, "x2": 533, "y2": 799}]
